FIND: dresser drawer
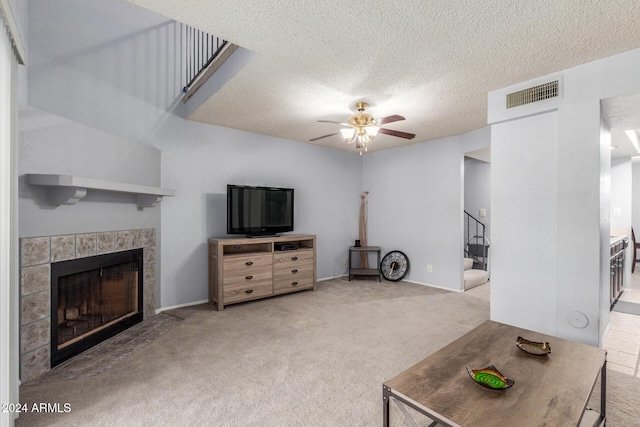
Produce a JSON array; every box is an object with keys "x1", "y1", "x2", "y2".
[
  {"x1": 224, "y1": 253, "x2": 273, "y2": 274},
  {"x1": 224, "y1": 267, "x2": 273, "y2": 287},
  {"x1": 274, "y1": 260, "x2": 314, "y2": 278},
  {"x1": 222, "y1": 255, "x2": 270, "y2": 285},
  {"x1": 273, "y1": 271, "x2": 314, "y2": 294},
  {"x1": 223, "y1": 280, "x2": 273, "y2": 304},
  {"x1": 273, "y1": 250, "x2": 314, "y2": 266}
]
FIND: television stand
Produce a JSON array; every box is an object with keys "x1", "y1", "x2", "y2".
[{"x1": 208, "y1": 234, "x2": 316, "y2": 310}]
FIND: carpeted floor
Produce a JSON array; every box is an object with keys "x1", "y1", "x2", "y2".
[{"x1": 16, "y1": 278, "x2": 640, "y2": 426}]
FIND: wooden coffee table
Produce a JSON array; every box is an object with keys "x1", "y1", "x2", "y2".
[{"x1": 383, "y1": 320, "x2": 606, "y2": 426}]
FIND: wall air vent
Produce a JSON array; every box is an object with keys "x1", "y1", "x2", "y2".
[{"x1": 506, "y1": 80, "x2": 559, "y2": 109}]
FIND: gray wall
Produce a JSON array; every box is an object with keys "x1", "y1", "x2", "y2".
[
  {"x1": 18, "y1": 107, "x2": 162, "y2": 237},
  {"x1": 19, "y1": 0, "x2": 172, "y2": 307},
  {"x1": 27, "y1": 0, "x2": 183, "y2": 143},
  {"x1": 363, "y1": 127, "x2": 490, "y2": 291},
  {"x1": 20, "y1": 0, "x2": 363, "y2": 309},
  {"x1": 19, "y1": 0, "x2": 492, "y2": 310},
  {"x1": 149, "y1": 115, "x2": 362, "y2": 308},
  {"x1": 18, "y1": 106, "x2": 163, "y2": 309}
]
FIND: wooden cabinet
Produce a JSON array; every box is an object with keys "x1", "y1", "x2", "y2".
[
  {"x1": 610, "y1": 236, "x2": 628, "y2": 307},
  {"x1": 208, "y1": 234, "x2": 316, "y2": 310}
]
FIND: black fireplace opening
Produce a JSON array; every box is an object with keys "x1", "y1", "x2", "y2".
[{"x1": 50, "y1": 248, "x2": 144, "y2": 367}]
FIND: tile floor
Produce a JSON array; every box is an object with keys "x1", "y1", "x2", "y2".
[{"x1": 465, "y1": 274, "x2": 640, "y2": 378}]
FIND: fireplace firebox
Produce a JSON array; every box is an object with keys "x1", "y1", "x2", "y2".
[{"x1": 50, "y1": 248, "x2": 143, "y2": 367}]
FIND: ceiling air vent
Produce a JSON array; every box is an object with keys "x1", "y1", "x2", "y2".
[{"x1": 506, "y1": 80, "x2": 559, "y2": 109}]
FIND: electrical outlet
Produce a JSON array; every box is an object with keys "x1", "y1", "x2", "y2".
[
  {"x1": 427, "y1": 264, "x2": 433, "y2": 273},
  {"x1": 344, "y1": 259, "x2": 348, "y2": 266}
]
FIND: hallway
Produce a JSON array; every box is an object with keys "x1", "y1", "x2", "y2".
[{"x1": 604, "y1": 270, "x2": 640, "y2": 377}]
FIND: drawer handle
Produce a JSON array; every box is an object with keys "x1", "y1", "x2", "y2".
[
  {"x1": 291, "y1": 281, "x2": 298, "y2": 286},
  {"x1": 245, "y1": 289, "x2": 253, "y2": 294},
  {"x1": 291, "y1": 269, "x2": 298, "y2": 273},
  {"x1": 245, "y1": 261, "x2": 253, "y2": 266},
  {"x1": 291, "y1": 256, "x2": 298, "y2": 261},
  {"x1": 245, "y1": 275, "x2": 253, "y2": 280}
]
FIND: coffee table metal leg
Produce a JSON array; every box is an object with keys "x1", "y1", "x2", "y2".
[
  {"x1": 600, "y1": 361, "x2": 606, "y2": 426},
  {"x1": 383, "y1": 385, "x2": 390, "y2": 427},
  {"x1": 393, "y1": 398, "x2": 420, "y2": 427}
]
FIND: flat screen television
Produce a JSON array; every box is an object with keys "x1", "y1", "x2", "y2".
[{"x1": 227, "y1": 184, "x2": 294, "y2": 236}]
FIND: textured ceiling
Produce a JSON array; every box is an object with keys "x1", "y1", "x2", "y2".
[
  {"x1": 603, "y1": 93, "x2": 640, "y2": 158},
  {"x1": 126, "y1": 0, "x2": 640, "y2": 154}
]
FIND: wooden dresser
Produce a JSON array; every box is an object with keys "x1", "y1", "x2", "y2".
[{"x1": 208, "y1": 234, "x2": 316, "y2": 310}]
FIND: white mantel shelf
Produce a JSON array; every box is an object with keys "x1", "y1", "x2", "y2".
[{"x1": 26, "y1": 174, "x2": 175, "y2": 208}]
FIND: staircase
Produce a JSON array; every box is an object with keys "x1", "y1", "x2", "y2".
[
  {"x1": 464, "y1": 210, "x2": 489, "y2": 290},
  {"x1": 181, "y1": 24, "x2": 236, "y2": 102}
]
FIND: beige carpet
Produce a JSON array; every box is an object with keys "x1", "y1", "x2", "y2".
[{"x1": 16, "y1": 278, "x2": 640, "y2": 426}]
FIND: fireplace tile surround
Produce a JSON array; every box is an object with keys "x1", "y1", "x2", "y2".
[{"x1": 20, "y1": 228, "x2": 157, "y2": 382}]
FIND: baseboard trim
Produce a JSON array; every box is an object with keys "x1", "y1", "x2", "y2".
[
  {"x1": 156, "y1": 299, "x2": 209, "y2": 315},
  {"x1": 318, "y1": 274, "x2": 347, "y2": 281},
  {"x1": 153, "y1": 275, "x2": 461, "y2": 311},
  {"x1": 403, "y1": 279, "x2": 464, "y2": 293},
  {"x1": 602, "y1": 321, "x2": 612, "y2": 345}
]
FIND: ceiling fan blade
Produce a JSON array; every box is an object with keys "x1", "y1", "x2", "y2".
[
  {"x1": 377, "y1": 114, "x2": 405, "y2": 125},
  {"x1": 379, "y1": 128, "x2": 416, "y2": 140},
  {"x1": 318, "y1": 120, "x2": 350, "y2": 126},
  {"x1": 309, "y1": 132, "x2": 340, "y2": 142}
]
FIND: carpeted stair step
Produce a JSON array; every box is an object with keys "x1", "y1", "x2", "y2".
[
  {"x1": 464, "y1": 268, "x2": 488, "y2": 290},
  {"x1": 464, "y1": 258, "x2": 474, "y2": 271}
]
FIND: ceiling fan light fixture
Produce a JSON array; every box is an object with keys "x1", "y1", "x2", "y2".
[
  {"x1": 365, "y1": 124, "x2": 379, "y2": 137},
  {"x1": 311, "y1": 101, "x2": 415, "y2": 155},
  {"x1": 340, "y1": 127, "x2": 356, "y2": 142}
]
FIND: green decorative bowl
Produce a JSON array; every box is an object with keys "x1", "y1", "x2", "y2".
[{"x1": 466, "y1": 365, "x2": 514, "y2": 390}]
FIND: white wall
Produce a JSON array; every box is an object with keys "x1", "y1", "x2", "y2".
[
  {"x1": 610, "y1": 157, "x2": 632, "y2": 289},
  {"x1": 491, "y1": 111, "x2": 559, "y2": 334},
  {"x1": 632, "y1": 160, "x2": 640, "y2": 237},
  {"x1": 1, "y1": 0, "x2": 23, "y2": 423},
  {"x1": 363, "y1": 127, "x2": 490, "y2": 291},
  {"x1": 489, "y1": 48, "x2": 640, "y2": 346},
  {"x1": 610, "y1": 159, "x2": 632, "y2": 234}
]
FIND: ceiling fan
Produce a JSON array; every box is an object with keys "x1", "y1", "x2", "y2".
[{"x1": 310, "y1": 102, "x2": 416, "y2": 155}]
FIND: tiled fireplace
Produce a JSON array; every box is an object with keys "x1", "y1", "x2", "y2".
[{"x1": 20, "y1": 228, "x2": 157, "y2": 382}]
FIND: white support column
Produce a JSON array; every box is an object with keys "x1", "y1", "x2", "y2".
[{"x1": 0, "y1": 1, "x2": 23, "y2": 425}]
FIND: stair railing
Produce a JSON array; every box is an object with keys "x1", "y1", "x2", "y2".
[
  {"x1": 182, "y1": 24, "x2": 228, "y2": 94},
  {"x1": 464, "y1": 210, "x2": 489, "y2": 271}
]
